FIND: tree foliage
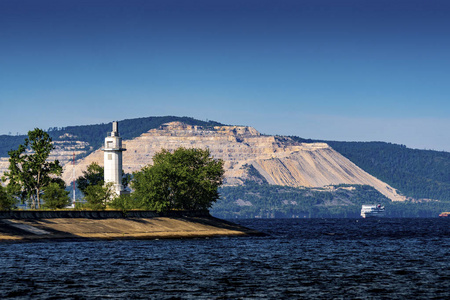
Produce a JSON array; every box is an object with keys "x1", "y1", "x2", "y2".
[
  {"x1": 76, "y1": 162, "x2": 104, "y2": 194},
  {"x1": 4, "y1": 128, "x2": 63, "y2": 209},
  {"x1": 41, "y1": 182, "x2": 71, "y2": 209},
  {"x1": 132, "y1": 148, "x2": 224, "y2": 212},
  {"x1": 109, "y1": 193, "x2": 144, "y2": 212},
  {"x1": 0, "y1": 185, "x2": 16, "y2": 210},
  {"x1": 84, "y1": 182, "x2": 115, "y2": 210}
]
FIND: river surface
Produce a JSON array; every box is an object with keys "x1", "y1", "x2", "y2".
[{"x1": 1, "y1": 218, "x2": 449, "y2": 299}]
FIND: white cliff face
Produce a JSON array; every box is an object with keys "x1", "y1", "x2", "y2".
[{"x1": 56, "y1": 122, "x2": 405, "y2": 202}]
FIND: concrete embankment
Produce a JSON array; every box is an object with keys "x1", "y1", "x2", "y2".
[{"x1": 0, "y1": 210, "x2": 263, "y2": 242}]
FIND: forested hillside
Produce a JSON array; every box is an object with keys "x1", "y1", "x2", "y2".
[
  {"x1": 0, "y1": 116, "x2": 223, "y2": 157},
  {"x1": 292, "y1": 138, "x2": 450, "y2": 202},
  {"x1": 0, "y1": 135, "x2": 28, "y2": 158},
  {"x1": 213, "y1": 184, "x2": 389, "y2": 218},
  {"x1": 213, "y1": 183, "x2": 449, "y2": 218}
]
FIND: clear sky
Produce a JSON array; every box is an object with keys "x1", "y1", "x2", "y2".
[{"x1": 1, "y1": 0, "x2": 449, "y2": 151}]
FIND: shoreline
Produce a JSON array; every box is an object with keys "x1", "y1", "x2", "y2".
[{"x1": 0, "y1": 211, "x2": 264, "y2": 242}]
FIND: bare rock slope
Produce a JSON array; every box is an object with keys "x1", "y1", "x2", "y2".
[{"x1": 61, "y1": 122, "x2": 405, "y2": 202}]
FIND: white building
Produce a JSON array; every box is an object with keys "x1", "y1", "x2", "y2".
[{"x1": 103, "y1": 121, "x2": 126, "y2": 196}]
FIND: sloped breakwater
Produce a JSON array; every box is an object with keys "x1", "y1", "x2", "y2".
[
  {"x1": 0, "y1": 209, "x2": 211, "y2": 219},
  {"x1": 0, "y1": 210, "x2": 261, "y2": 242}
]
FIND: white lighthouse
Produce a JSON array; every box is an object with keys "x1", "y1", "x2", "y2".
[{"x1": 103, "y1": 121, "x2": 126, "y2": 196}]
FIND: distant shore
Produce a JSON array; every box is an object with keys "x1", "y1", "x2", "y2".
[{"x1": 0, "y1": 210, "x2": 264, "y2": 242}]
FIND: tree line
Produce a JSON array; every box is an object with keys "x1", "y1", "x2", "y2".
[{"x1": 212, "y1": 183, "x2": 450, "y2": 219}]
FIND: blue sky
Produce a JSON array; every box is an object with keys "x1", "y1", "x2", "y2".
[{"x1": 1, "y1": 0, "x2": 449, "y2": 151}]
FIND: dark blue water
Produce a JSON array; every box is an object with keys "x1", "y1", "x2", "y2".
[{"x1": 1, "y1": 218, "x2": 449, "y2": 299}]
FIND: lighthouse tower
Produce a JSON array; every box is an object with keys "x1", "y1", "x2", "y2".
[{"x1": 103, "y1": 121, "x2": 126, "y2": 196}]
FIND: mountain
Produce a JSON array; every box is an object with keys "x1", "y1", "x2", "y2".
[
  {"x1": 54, "y1": 121, "x2": 404, "y2": 203},
  {"x1": 1, "y1": 116, "x2": 449, "y2": 211}
]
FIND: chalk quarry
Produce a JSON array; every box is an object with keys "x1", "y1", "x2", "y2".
[{"x1": 50, "y1": 121, "x2": 404, "y2": 202}]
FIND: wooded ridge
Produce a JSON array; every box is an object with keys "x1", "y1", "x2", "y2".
[{"x1": 1, "y1": 116, "x2": 449, "y2": 210}]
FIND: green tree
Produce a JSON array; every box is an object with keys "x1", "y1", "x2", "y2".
[
  {"x1": 76, "y1": 162, "x2": 130, "y2": 195},
  {"x1": 5, "y1": 128, "x2": 62, "y2": 209},
  {"x1": 41, "y1": 182, "x2": 71, "y2": 209},
  {"x1": 109, "y1": 193, "x2": 143, "y2": 212},
  {"x1": 84, "y1": 182, "x2": 115, "y2": 210},
  {"x1": 76, "y1": 162, "x2": 104, "y2": 194},
  {"x1": 132, "y1": 147, "x2": 224, "y2": 212},
  {"x1": 0, "y1": 185, "x2": 16, "y2": 210}
]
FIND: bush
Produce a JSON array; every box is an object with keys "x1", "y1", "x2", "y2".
[
  {"x1": 0, "y1": 185, "x2": 16, "y2": 210},
  {"x1": 84, "y1": 183, "x2": 115, "y2": 210},
  {"x1": 41, "y1": 182, "x2": 71, "y2": 209},
  {"x1": 108, "y1": 193, "x2": 143, "y2": 212}
]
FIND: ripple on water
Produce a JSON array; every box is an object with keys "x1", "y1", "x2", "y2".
[{"x1": 1, "y1": 218, "x2": 449, "y2": 299}]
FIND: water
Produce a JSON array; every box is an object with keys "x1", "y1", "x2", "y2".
[{"x1": 1, "y1": 218, "x2": 449, "y2": 299}]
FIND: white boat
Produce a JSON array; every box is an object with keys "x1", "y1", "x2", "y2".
[{"x1": 361, "y1": 204, "x2": 385, "y2": 218}]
